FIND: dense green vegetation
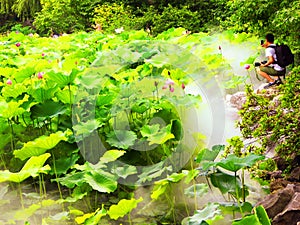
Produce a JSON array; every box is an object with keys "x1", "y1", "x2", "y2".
[
  {"x1": 1, "y1": 0, "x2": 299, "y2": 56},
  {"x1": 0, "y1": 27, "x2": 275, "y2": 225},
  {"x1": 0, "y1": 0, "x2": 299, "y2": 224}
]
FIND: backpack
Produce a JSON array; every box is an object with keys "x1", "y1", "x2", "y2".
[{"x1": 268, "y1": 45, "x2": 294, "y2": 68}]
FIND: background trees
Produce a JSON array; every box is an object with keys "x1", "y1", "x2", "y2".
[{"x1": 0, "y1": 0, "x2": 299, "y2": 62}]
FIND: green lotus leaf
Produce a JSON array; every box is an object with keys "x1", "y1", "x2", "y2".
[
  {"x1": 232, "y1": 206, "x2": 271, "y2": 225},
  {"x1": 84, "y1": 207, "x2": 107, "y2": 225},
  {"x1": 47, "y1": 69, "x2": 78, "y2": 87},
  {"x1": 131, "y1": 99, "x2": 151, "y2": 114},
  {"x1": 55, "y1": 86, "x2": 76, "y2": 104},
  {"x1": 112, "y1": 165, "x2": 137, "y2": 179},
  {"x1": 1, "y1": 83, "x2": 27, "y2": 98},
  {"x1": 138, "y1": 162, "x2": 172, "y2": 183},
  {"x1": 14, "y1": 66, "x2": 35, "y2": 82},
  {"x1": 186, "y1": 203, "x2": 221, "y2": 225},
  {"x1": 210, "y1": 171, "x2": 239, "y2": 194},
  {"x1": 106, "y1": 130, "x2": 137, "y2": 149},
  {"x1": 216, "y1": 153, "x2": 265, "y2": 172},
  {"x1": 140, "y1": 124, "x2": 160, "y2": 137},
  {"x1": 30, "y1": 99, "x2": 67, "y2": 119},
  {"x1": 78, "y1": 68, "x2": 107, "y2": 89},
  {"x1": 0, "y1": 67, "x2": 15, "y2": 77},
  {"x1": 14, "y1": 131, "x2": 67, "y2": 160},
  {"x1": 147, "y1": 124, "x2": 175, "y2": 145},
  {"x1": 255, "y1": 205, "x2": 271, "y2": 225},
  {"x1": 84, "y1": 171, "x2": 117, "y2": 193},
  {"x1": 0, "y1": 153, "x2": 51, "y2": 183},
  {"x1": 55, "y1": 172, "x2": 85, "y2": 189},
  {"x1": 219, "y1": 202, "x2": 253, "y2": 214},
  {"x1": 96, "y1": 93, "x2": 116, "y2": 107},
  {"x1": 196, "y1": 145, "x2": 224, "y2": 163},
  {"x1": 1, "y1": 95, "x2": 29, "y2": 119},
  {"x1": 108, "y1": 197, "x2": 143, "y2": 220},
  {"x1": 240, "y1": 52, "x2": 260, "y2": 66},
  {"x1": 62, "y1": 58, "x2": 80, "y2": 73},
  {"x1": 73, "y1": 119, "x2": 104, "y2": 138},
  {"x1": 50, "y1": 154, "x2": 80, "y2": 175},
  {"x1": 183, "y1": 169, "x2": 200, "y2": 184},
  {"x1": 151, "y1": 180, "x2": 168, "y2": 200},
  {"x1": 166, "y1": 172, "x2": 186, "y2": 182},
  {"x1": 184, "y1": 184, "x2": 209, "y2": 198},
  {"x1": 100, "y1": 150, "x2": 126, "y2": 164},
  {"x1": 75, "y1": 206, "x2": 107, "y2": 225},
  {"x1": 29, "y1": 86, "x2": 59, "y2": 102}
]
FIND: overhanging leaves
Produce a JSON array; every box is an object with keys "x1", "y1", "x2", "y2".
[{"x1": 107, "y1": 197, "x2": 143, "y2": 220}]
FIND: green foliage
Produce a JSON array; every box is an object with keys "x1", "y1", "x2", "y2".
[
  {"x1": 238, "y1": 66, "x2": 300, "y2": 171},
  {"x1": 107, "y1": 197, "x2": 143, "y2": 220},
  {"x1": 224, "y1": 136, "x2": 245, "y2": 157},
  {"x1": 272, "y1": 0, "x2": 300, "y2": 61},
  {"x1": 0, "y1": 29, "x2": 272, "y2": 224},
  {"x1": 232, "y1": 205, "x2": 271, "y2": 225},
  {"x1": 33, "y1": 0, "x2": 85, "y2": 35},
  {"x1": 13, "y1": 131, "x2": 68, "y2": 160},
  {"x1": 11, "y1": 24, "x2": 35, "y2": 35},
  {"x1": 93, "y1": 2, "x2": 134, "y2": 33},
  {"x1": 182, "y1": 203, "x2": 221, "y2": 225},
  {"x1": 0, "y1": 153, "x2": 51, "y2": 183},
  {"x1": 219, "y1": 0, "x2": 300, "y2": 63},
  {"x1": 0, "y1": 0, "x2": 41, "y2": 21},
  {"x1": 134, "y1": 5, "x2": 204, "y2": 36}
]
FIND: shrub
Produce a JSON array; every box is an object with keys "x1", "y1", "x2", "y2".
[
  {"x1": 33, "y1": 0, "x2": 85, "y2": 35},
  {"x1": 93, "y1": 2, "x2": 134, "y2": 33},
  {"x1": 238, "y1": 66, "x2": 300, "y2": 171}
]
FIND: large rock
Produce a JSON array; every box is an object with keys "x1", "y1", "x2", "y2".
[
  {"x1": 288, "y1": 167, "x2": 300, "y2": 182},
  {"x1": 227, "y1": 92, "x2": 246, "y2": 110},
  {"x1": 256, "y1": 184, "x2": 294, "y2": 219},
  {"x1": 255, "y1": 83, "x2": 280, "y2": 96},
  {"x1": 272, "y1": 192, "x2": 300, "y2": 225},
  {"x1": 256, "y1": 183, "x2": 300, "y2": 225}
]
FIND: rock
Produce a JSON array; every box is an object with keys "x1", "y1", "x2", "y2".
[
  {"x1": 270, "y1": 178, "x2": 289, "y2": 192},
  {"x1": 266, "y1": 170, "x2": 283, "y2": 180},
  {"x1": 269, "y1": 94, "x2": 282, "y2": 109},
  {"x1": 288, "y1": 167, "x2": 300, "y2": 182},
  {"x1": 272, "y1": 192, "x2": 300, "y2": 225},
  {"x1": 256, "y1": 184, "x2": 294, "y2": 219},
  {"x1": 228, "y1": 92, "x2": 246, "y2": 110},
  {"x1": 255, "y1": 83, "x2": 280, "y2": 95},
  {"x1": 273, "y1": 156, "x2": 289, "y2": 171}
]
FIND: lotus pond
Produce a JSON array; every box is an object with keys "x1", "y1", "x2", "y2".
[{"x1": 0, "y1": 28, "x2": 270, "y2": 225}]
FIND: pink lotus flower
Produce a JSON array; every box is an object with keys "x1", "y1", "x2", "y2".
[
  {"x1": 28, "y1": 33, "x2": 33, "y2": 37},
  {"x1": 37, "y1": 72, "x2": 44, "y2": 79},
  {"x1": 169, "y1": 87, "x2": 175, "y2": 92},
  {"x1": 244, "y1": 64, "x2": 250, "y2": 70},
  {"x1": 162, "y1": 84, "x2": 168, "y2": 90},
  {"x1": 42, "y1": 53, "x2": 45, "y2": 57},
  {"x1": 6, "y1": 79, "x2": 12, "y2": 85},
  {"x1": 218, "y1": 46, "x2": 222, "y2": 50},
  {"x1": 181, "y1": 83, "x2": 185, "y2": 90},
  {"x1": 165, "y1": 78, "x2": 175, "y2": 86},
  {"x1": 15, "y1": 42, "x2": 21, "y2": 47}
]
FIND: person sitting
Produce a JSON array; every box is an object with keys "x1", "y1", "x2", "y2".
[{"x1": 258, "y1": 33, "x2": 286, "y2": 88}]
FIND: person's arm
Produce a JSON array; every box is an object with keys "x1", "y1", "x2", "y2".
[{"x1": 261, "y1": 55, "x2": 275, "y2": 67}]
